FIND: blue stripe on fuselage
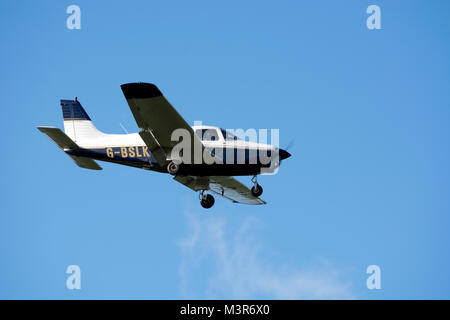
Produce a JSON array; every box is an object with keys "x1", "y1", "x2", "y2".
[
  {"x1": 66, "y1": 146, "x2": 273, "y2": 168},
  {"x1": 67, "y1": 145, "x2": 158, "y2": 164}
]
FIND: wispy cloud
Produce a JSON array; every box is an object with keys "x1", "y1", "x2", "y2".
[{"x1": 177, "y1": 210, "x2": 355, "y2": 299}]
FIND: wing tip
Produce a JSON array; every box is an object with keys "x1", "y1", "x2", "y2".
[{"x1": 120, "y1": 82, "x2": 162, "y2": 99}]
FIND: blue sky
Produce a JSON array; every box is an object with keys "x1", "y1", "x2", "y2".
[{"x1": 1, "y1": 0, "x2": 450, "y2": 299}]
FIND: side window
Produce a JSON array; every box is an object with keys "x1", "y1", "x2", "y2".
[
  {"x1": 195, "y1": 129, "x2": 203, "y2": 140},
  {"x1": 195, "y1": 129, "x2": 219, "y2": 141},
  {"x1": 203, "y1": 129, "x2": 218, "y2": 141}
]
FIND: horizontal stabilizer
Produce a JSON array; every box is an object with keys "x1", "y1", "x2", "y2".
[
  {"x1": 37, "y1": 126, "x2": 78, "y2": 149},
  {"x1": 67, "y1": 155, "x2": 102, "y2": 170},
  {"x1": 37, "y1": 126, "x2": 102, "y2": 170}
]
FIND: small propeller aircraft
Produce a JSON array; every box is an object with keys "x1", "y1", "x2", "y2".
[{"x1": 37, "y1": 83, "x2": 291, "y2": 208}]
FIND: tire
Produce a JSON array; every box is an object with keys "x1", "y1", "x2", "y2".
[
  {"x1": 167, "y1": 161, "x2": 179, "y2": 175},
  {"x1": 200, "y1": 194, "x2": 215, "y2": 209},
  {"x1": 251, "y1": 184, "x2": 263, "y2": 197}
]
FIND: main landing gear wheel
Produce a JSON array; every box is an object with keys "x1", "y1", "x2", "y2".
[
  {"x1": 200, "y1": 192, "x2": 215, "y2": 209},
  {"x1": 167, "y1": 161, "x2": 180, "y2": 175},
  {"x1": 251, "y1": 184, "x2": 263, "y2": 197},
  {"x1": 251, "y1": 175, "x2": 263, "y2": 197}
]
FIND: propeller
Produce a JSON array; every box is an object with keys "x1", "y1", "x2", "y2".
[
  {"x1": 284, "y1": 139, "x2": 294, "y2": 152},
  {"x1": 277, "y1": 139, "x2": 293, "y2": 163}
]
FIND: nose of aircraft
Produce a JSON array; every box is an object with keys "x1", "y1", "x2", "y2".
[{"x1": 279, "y1": 148, "x2": 291, "y2": 160}]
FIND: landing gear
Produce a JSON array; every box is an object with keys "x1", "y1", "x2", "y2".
[
  {"x1": 251, "y1": 185, "x2": 263, "y2": 197},
  {"x1": 167, "y1": 161, "x2": 180, "y2": 175},
  {"x1": 251, "y1": 175, "x2": 263, "y2": 197},
  {"x1": 200, "y1": 191, "x2": 215, "y2": 209}
]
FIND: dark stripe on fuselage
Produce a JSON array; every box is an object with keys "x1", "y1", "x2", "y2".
[
  {"x1": 66, "y1": 146, "x2": 273, "y2": 175},
  {"x1": 66, "y1": 146, "x2": 160, "y2": 170},
  {"x1": 206, "y1": 147, "x2": 272, "y2": 167}
]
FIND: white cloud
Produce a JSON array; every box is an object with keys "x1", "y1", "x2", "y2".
[{"x1": 177, "y1": 210, "x2": 355, "y2": 299}]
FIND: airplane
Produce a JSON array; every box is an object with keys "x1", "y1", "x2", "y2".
[{"x1": 37, "y1": 82, "x2": 291, "y2": 208}]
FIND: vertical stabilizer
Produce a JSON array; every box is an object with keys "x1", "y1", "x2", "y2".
[{"x1": 61, "y1": 99, "x2": 104, "y2": 142}]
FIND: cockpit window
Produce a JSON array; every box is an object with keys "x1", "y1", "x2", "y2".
[{"x1": 195, "y1": 129, "x2": 219, "y2": 141}]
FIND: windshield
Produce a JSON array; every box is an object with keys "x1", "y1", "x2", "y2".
[{"x1": 221, "y1": 128, "x2": 239, "y2": 141}]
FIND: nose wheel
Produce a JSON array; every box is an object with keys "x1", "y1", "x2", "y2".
[
  {"x1": 251, "y1": 175, "x2": 263, "y2": 197},
  {"x1": 200, "y1": 191, "x2": 215, "y2": 209}
]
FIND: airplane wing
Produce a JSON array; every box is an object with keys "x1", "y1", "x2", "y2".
[
  {"x1": 120, "y1": 82, "x2": 204, "y2": 166},
  {"x1": 174, "y1": 175, "x2": 266, "y2": 205}
]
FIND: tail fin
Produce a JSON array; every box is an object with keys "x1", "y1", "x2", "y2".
[{"x1": 61, "y1": 99, "x2": 104, "y2": 142}]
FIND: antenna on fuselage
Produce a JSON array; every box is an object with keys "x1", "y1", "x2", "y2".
[{"x1": 119, "y1": 123, "x2": 129, "y2": 134}]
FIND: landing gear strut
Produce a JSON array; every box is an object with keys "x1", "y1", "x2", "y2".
[
  {"x1": 251, "y1": 175, "x2": 263, "y2": 197},
  {"x1": 200, "y1": 190, "x2": 215, "y2": 209}
]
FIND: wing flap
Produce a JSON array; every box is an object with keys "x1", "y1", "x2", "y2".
[{"x1": 139, "y1": 130, "x2": 168, "y2": 165}]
